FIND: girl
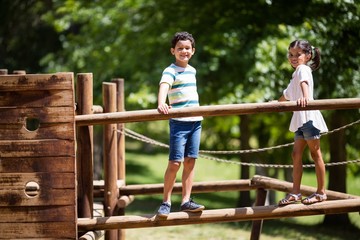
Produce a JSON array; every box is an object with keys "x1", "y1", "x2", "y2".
[{"x1": 278, "y1": 39, "x2": 328, "y2": 206}]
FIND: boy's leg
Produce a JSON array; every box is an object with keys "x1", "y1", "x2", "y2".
[
  {"x1": 181, "y1": 157, "x2": 195, "y2": 204},
  {"x1": 163, "y1": 161, "x2": 181, "y2": 203},
  {"x1": 157, "y1": 160, "x2": 180, "y2": 216},
  {"x1": 180, "y1": 157, "x2": 204, "y2": 212}
]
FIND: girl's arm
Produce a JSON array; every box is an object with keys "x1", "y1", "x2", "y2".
[
  {"x1": 298, "y1": 81, "x2": 309, "y2": 107},
  {"x1": 157, "y1": 83, "x2": 171, "y2": 114}
]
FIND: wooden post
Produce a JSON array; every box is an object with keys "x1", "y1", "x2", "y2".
[
  {"x1": 250, "y1": 188, "x2": 267, "y2": 240},
  {"x1": 103, "y1": 82, "x2": 118, "y2": 240},
  {"x1": 76, "y1": 73, "x2": 94, "y2": 220},
  {"x1": 112, "y1": 78, "x2": 126, "y2": 240},
  {"x1": 112, "y1": 78, "x2": 126, "y2": 181}
]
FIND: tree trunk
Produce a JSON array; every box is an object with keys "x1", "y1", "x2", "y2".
[
  {"x1": 237, "y1": 115, "x2": 252, "y2": 207},
  {"x1": 323, "y1": 111, "x2": 350, "y2": 225}
]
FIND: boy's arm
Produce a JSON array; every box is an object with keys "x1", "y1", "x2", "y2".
[{"x1": 157, "y1": 83, "x2": 171, "y2": 114}]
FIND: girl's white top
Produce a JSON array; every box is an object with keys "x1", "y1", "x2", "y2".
[{"x1": 283, "y1": 64, "x2": 328, "y2": 133}]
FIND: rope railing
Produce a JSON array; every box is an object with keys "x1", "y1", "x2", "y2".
[{"x1": 117, "y1": 118, "x2": 360, "y2": 168}]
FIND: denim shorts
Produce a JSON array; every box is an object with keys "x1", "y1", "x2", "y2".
[
  {"x1": 169, "y1": 119, "x2": 202, "y2": 162},
  {"x1": 294, "y1": 120, "x2": 321, "y2": 141}
]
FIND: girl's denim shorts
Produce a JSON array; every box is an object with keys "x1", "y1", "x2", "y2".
[
  {"x1": 294, "y1": 120, "x2": 321, "y2": 141},
  {"x1": 169, "y1": 119, "x2": 202, "y2": 161}
]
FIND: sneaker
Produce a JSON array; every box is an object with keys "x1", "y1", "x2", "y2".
[
  {"x1": 157, "y1": 202, "x2": 171, "y2": 217},
  {"x1": 180, "y1": 198, "x2": 205, "y2": 212}
]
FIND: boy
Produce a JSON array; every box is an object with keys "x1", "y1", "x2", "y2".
[{"x1": 156, "y1": 31, "x2": 204, "y2": 217}]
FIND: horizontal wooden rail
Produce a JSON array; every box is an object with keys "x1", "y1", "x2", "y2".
[
  {"x1": 78, "y1": 198, "x2": 360, "y2": 231},
  {"x1": 251, "y1": 175, "x2": 360, "y2": 200},
  {"x1": 93, "y1": 179, "x2": 257, "y2": 197},
  {"x1": 75, "y1": 98, "x2": 360, "y2": 126}
]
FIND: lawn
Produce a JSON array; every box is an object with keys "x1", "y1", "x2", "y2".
[{"x1": 120, "y1": 144, "x2": 360, "y2": 240}]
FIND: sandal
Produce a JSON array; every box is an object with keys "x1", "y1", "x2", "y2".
[
  {"x1": 302, "y1": 193, "x2": 327, "y2": 205},
  {"x1": 278, "y1": 193, "x2": 302, "y2": 206}
]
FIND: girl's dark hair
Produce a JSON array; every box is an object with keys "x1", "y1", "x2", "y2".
[
  {"x1": 171, "y1": 32, "x2": 195, "y2": 48},
  {"x1": 289, "y1": 39, "x2": 321, "y2": 71}
]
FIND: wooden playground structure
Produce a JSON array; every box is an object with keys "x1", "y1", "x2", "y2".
[{"x1": 0, "y1": 70, "x2": 360, "y2": 239}]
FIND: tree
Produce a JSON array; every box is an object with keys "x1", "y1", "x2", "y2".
[
  {"x1": 0, "y1": 0, "x2": 60, "y2": 73},
  {"x1": 1, "y1": 0, "x2": 359, "y2": 227}
]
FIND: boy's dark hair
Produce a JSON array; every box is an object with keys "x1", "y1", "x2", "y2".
[
  {"x1": 289, "y1": 39, "x2": 321, "y2": 71},
  {"x1": 171, "y1": 32, "x2": 195, "y2": 48}
]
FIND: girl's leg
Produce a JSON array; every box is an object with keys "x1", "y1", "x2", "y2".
[
  {"x1": 181, "y1": 157, "x2": 195, "y2": 204},
  {"x1": 306, "y1": 139, "x2": 326, "y2": 194},
  {"x1": 291, "y1": 139, "x2": 307, "y2": 194}
]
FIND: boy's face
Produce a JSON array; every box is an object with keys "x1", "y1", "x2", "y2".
[{"x1": 171, "y1": 40, "x2": 195, "y2": 67}]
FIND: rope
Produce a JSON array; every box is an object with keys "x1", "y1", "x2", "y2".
[{"x1": 117, "y1": 118, "x2": 360, "y2": 168}]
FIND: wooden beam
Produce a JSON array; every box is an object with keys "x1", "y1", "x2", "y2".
[
  {"x1": 75, "y1": 98, "x2": 360, "y2": 126},
  {"x1": 93, "y1": 179, "x2": 257, "y2": 197},
  {"x1": 78, "y1": 198, "x2": 360, "y2": 231},
  {"x1": 251, "y1": 175, "x2": 360, "y2": 200}
]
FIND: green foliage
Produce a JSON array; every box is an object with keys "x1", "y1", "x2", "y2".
[{"x1": 37, "y1": 0, "x2": 360, "y2": 169}]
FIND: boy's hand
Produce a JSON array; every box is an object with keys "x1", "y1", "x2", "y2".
[{"x1": 157, "y1": 103, "x2": 171, "y2": 114}]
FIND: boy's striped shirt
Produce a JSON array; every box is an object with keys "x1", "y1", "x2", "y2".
[{"x1": 160, "y1": 63, "x2": 203, "y2": 121}]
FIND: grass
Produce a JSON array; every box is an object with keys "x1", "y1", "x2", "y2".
[{"x1": 120, "y1": 143, "x2": 360, "y2": 240}]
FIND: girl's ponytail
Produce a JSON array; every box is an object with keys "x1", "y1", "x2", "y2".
[{"x1": 310, "y1": 46, "x2": 321, "y2": 71}]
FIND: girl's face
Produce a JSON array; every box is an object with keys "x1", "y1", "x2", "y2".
[
  {"x1": 287, "y1": 47, "x2": 311, "y2": 68},
  {"x1": 171, "y1": 40, "x2": 195, "y2": 67}
]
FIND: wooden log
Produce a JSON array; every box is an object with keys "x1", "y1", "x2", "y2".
[
  {"x1": 77, "y1": 198, "x2": 360, "y2": 231},
  {"x1": 92, "y1": 105, "x2": 103, "y2": 114},
  {"x1": 117, "y1": 195, "x2": 135, "y2": 209},
  {"x1": 250, "y1": 188, "x2": 267, "y2": 240},
  {"x1": 112, "y1": 78, "x2": 126, "y2": 240},
  {"x1": 112, "y1": 78, "x2": 126, "y2": 181},
  {"x1": 75, "y1": 98, "x2": 360, "y2": 126},
  {"x1": 13, "y1": 70, "x2": 26, "y2": 75},
  {"x1": 251, "y1": 175, "x2": 360, "y2": 200},
  {"x1": 103, "y1": 82, "x2": 118, "y2": 240},
  {"x1": 76, "y1": 73, "x2": 94, "y2": 219},
  {"x1": 93, "y1": 179, "x2": 256, "y2": 197}
]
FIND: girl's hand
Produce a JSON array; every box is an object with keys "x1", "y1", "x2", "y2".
[
  {"x1": 297, "y1": 97, "x2": 309, "y2": 108},
  {"x1": 157, "y1": 103, "x2": 171, "y2": 114}
]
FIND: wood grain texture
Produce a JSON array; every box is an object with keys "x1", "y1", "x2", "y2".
[{"x1": 0, "y1": 73, "x2": 77, "y2": 239}]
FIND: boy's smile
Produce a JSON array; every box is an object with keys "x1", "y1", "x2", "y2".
[{"x1": 171, "y1": 40, "x2": 195, "y2": 67}]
